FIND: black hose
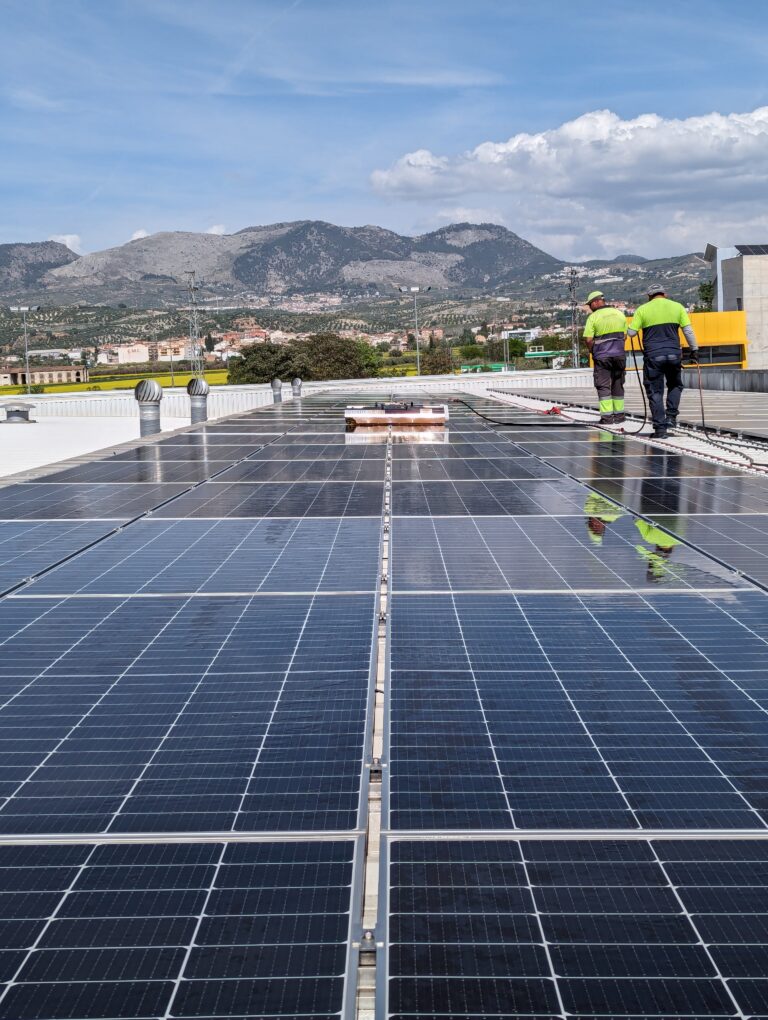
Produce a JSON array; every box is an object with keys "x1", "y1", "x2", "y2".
[
  {"x1": 451, "y1": 397, "x2": 588, "y2": 428},
  {"x1": 622, "y1": 338, "x2": 650, "y2": 435}
]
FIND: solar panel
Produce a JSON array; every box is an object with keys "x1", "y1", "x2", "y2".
[
  {"x1": 0, "y1": 838, "x2": 360, "y2": 1020},
  {"x1": 0, "y1": 521, "x2": 117, "y2": 592},
  {"x1": 155, "y1": 481, "x2": 385, "y2": 518},
  {"x1": 0, "y1": 483, "x2": 188, "y2": 521},
  {"x1": 384, "y1": 837, "x2": 768, "y2": 1020},
  {"x1": 390, "y1": 516, "x2": 743, "y2": 593},
  {"x1": 35, "y1": 461, "x2": 234, "y2": 484},
  {"x1": 387, "y1": 591, "x2": 768, "y2": 831},
  {"x1": 591, "y1": 474, "x2": 768, "y2": 515},
  {"x1": 31, "y1": 517, "x2": 382, "y2": 595},
  {"x1": 392, "y1": 479, "x2": 591, "y2": 516},
  {"x1": 0, "y1": 593, "x2": 374, "y2": 834}
]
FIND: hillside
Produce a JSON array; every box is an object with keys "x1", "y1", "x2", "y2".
[{"x1": 0, "y1": 221, "x2": 707, "y2": 306}]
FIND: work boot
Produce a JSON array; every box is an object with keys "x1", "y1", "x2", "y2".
[
  {"x1": 598, "y1": 415, "x2": 614, "y2": 425},
  {"x1": 665, "y1": 416, "x2": 678, "y2": 430},
  {"x1": 613, "y1": 413, "x2": 626, "y2": 425},
  {"x1": 652, "y1": 427, "x2": 668, "y2": 439}
]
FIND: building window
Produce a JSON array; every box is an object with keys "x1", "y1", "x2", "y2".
[{"x1": 737, "y1": 297, "x2": 743, "y2": 310}]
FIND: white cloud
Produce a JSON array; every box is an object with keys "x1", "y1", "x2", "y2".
[
  {"x1": 130, "y1": 228, "x2": 149, "y2": 241},
  {"x1": 49, "y1": 233, "x2": 82, "y2": 254},
  {"x1": 434, "y1": 206, "x2": 508, "y2": 228},
  {"x1": 206, "y1": 224, "x2": 226, "y2": 235},
  {"x1": 372, "y1": 106, "x2": 768, "y2": 258},
  {"x1": 9, "y1": 88, "x2": 64, "y2": 111}
]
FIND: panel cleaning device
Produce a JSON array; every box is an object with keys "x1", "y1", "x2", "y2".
[{"x1": 344, "y1": 401, "x2": 449, "y2": 429}]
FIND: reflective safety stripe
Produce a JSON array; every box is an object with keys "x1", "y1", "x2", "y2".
[
  {"x1": 612, "y1": 398, "x2": 625, "y2": 412},
  {"x1": 599, "y1": 398, "x2": 613, "y2": 413},
  {"x1": 592, "y1": 331, "x2": 626, "y2": 346}
]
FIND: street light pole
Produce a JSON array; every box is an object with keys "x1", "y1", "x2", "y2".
[
  {"x1": 9, "y1": 306, "x2": 39, "y2": 395},
  {"x1": 397, "y1": 285, "x2": 431, "y2": 376}
]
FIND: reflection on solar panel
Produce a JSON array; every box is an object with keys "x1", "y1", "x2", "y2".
[
  {"x1": 3, "y1": 390, "x2": 768, "y2": 1017},
  {"x1": 384, "y1": 838, "x2": 768, "y2": 1020}
]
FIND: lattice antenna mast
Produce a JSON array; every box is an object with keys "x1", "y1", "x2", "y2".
[
  {"x1": 568, "y1": 267, "x2": 580, "y2": 369},
  {"x1": 186, "y1": 271, "x2": 205, "y2": 379}
]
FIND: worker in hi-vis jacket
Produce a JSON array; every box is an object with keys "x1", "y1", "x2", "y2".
[
  {"x1": 582, "y1": 291, "x2": 628, "y2": 426},
  {"x1": 627, "y1": 284, "x2": 700, "y2": 439}
]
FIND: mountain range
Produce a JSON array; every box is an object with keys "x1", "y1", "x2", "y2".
[{"x1": 0, "y1": 221, "x2": 707, "y2": 306}]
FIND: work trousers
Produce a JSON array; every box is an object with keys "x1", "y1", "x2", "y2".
[
  {"x1": 593, "y1": 356, "x2": 626, "y2": 416},
  {"x1": 643, "y1": 353, "x2": 684, "y2": 428}
]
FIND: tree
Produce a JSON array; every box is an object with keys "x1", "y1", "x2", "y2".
[
  {"x1": 459, "y1": 326, "x2": 475, "y2": 344},
  {"x1": 697, "y1": 281, "x2": 715, "y2": 311},
  {"x1": 460, "y1": 343, "x2": 484, "y2": 361},
  {"x1": 227, "y1": 342, "x2": 298, "y2": 384},
  {"x1": 204, "y1": 332, "x2": 215, "y2": 352},
  {"x1": 421, "y1": 342, "x2": 454, "y2": 375},
  {"x1": 405, "y1": 334, "x2": 417, "y2": 351},
  {"x1": 301, "y1": 332, "x2": 380, "y2": 381},
  {"x1": 478, "y1": 320, "x2": 490, "y2": 338}
]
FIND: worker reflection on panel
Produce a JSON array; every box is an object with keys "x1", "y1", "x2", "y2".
[
  {"x1": 633, "y1": 453, "x2": 683, "y2": 582},
  {"x1": 584, "y1": 492, "x2": 625, "y2": 546},
  {"x1": 633, "y1": 518, "x2": 681, "y2": 581}
]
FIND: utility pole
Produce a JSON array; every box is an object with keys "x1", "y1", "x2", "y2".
[
  {"x1": 397, "y1": 285, "x2": 431, "y2": 376},
  {"x1": 186, "y1": 271, "x2": 205, "y2": 380},
  {"x1": 9, "y1": 305, "x2": 39, "y2": 394},
  {"x1": 567, "y1": 268, "x2": 580, "y2": 369}
]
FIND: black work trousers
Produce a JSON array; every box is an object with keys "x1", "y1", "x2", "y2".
[
  {"x1": 593, "y1": 356, "x2": 626, "y2": 414},
  {"x1": 643, "y1": 353, "x2": 684, "y2": 427}
]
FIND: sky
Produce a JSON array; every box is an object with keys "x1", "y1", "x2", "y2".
[{"x1": 2, "y1": 0, "x2": 768, "y2": 260}]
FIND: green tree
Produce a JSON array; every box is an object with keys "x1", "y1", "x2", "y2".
[
  {"x1": 459, "y1": 326, "x2": 475, "y2": 344},
  {"x1": 301, "y1": 332, "x2": 380, "y2": 381},
  {"x1": 227, "y1": 342, "x2": 298, "y2": 384},
  {"x1": 460, "y1": 343, "x2": 484, "y2": 360},
  {"x1": 697, "y1": 280, "x2": 715, "y2": 311},
  {"x1": 421, "y1": 342, "x2": 454, "y2": 375},
  {"x1": 204, "y1": 332, "x2": 215, "y2": 353},
  {"x1": 478, "y1": 320, "x2": 490, "y2": 338}
]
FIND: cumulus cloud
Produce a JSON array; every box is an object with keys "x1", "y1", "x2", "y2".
[
  {"x1": 130, "y1": 228, "x2": 149, "y2": 240},
  {"x1": 49, "y1": 233, "x2": 82, "y2": 254},
  {"x1": 371, "y1": 107, "x2": 768, "y2": 258},
  {"x1": 206, "y1": 224, "x2": 226, "y2": 235}
]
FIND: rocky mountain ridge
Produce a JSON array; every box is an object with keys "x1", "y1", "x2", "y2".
[{"x1": 0, "y1": 221, "x2": 707, "y2": 306}]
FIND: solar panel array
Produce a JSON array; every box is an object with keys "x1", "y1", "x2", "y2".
[
  {"x1": 0, "y1": 397, "x2": 377, "y2": 1019},
  {"x1": 2, "y1": 391, "x2": 768, "y2": 1018},
  {"x1": 381, "y1": 396, "x2": 768, "y2": 1020}
]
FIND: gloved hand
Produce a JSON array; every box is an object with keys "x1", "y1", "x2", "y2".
[{"x1": 688, "y1": 348, "x2": 700, "y2": 364}]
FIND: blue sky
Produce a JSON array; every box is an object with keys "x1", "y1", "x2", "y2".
[{"x1": 2, "y1": 0, "x2": 768, "y2": 258}]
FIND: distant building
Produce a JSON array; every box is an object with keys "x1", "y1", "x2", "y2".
[
  {"x1": 1, "y1": 365, "x2": 88, "y2": 386},
  {"x1": 97, "y1": 342, "x2": 152, "y2": 365},
  {"x1": 705, "y1": 243, "x2": 768, "y2": 367}
]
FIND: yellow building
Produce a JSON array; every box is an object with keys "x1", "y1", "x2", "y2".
[{"x1": 624, "y1": 310, "x2": 747, "y2": 369}]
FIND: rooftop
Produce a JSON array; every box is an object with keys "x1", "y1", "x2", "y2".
[{"x1": 0, "y1": 386, "x2": 767, "y2": 1018}]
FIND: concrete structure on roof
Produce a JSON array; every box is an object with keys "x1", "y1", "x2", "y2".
[{"x1": 705, "y1": 243, "x2": 768, "y2": 368}]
